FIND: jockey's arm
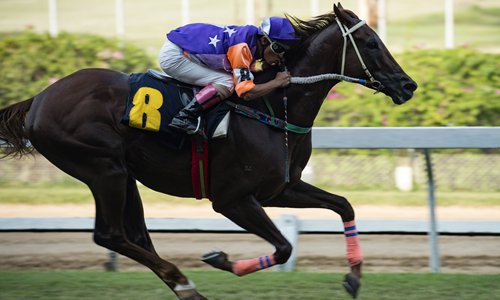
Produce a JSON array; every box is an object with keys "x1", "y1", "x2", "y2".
[
  {"x1": 227, "y1": 43, "x2": 291, "y2": 101},
  {"x1": 239, "y1": 71, "x2": 291, "y2": 101}
]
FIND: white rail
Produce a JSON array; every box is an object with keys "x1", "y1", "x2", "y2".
[
  {"x1": 311, "y1": 127, "x2": 500, "y2": 148},
  {"x1": 1, "y1": 217, "x2": 498, "y2": 234}
]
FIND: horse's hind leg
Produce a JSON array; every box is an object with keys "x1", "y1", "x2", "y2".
[
  {"x1": 34, "y1": 144, "x2": 205, "y2": 298},
  {"x1": 122, "y1": 175, "x2": 156, "y2": 253},
  {"x1": 202, "y1": 195, "x2": 292, "y2": 276},
  {"x1": 89, "y1": 169, "x2": 207, "y2": 299},
  {"x1": 36, "y1": 153, "x2": 205, "y2": 299},
  {"x1": 263, "y1": 180, "x2": 362, "y2": 299}
]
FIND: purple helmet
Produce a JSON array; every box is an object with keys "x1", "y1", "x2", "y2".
[{"x1": 260, "y1": 17, "x2": 298, "y2": 42}]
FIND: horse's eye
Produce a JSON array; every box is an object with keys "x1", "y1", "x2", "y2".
[{"x1": 367, "y1": 40, "x2": 379, "y2": 49}]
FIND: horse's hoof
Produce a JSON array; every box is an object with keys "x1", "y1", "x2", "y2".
[
  {"x1": 343, "y1": 273, "x2": 361, "y2": 299},
  {"x1": 200, "y1": 250, "x2": 232, "y2": 272},
  {"x1": 176, "y1": 293, "x2": 209, "y2": 300},
  {"x1": 174, "y1": 279, "x2": 208, "y2": 300},
  {"x1": 178, "y1": 294, "x2": 209, "y2": 300}
]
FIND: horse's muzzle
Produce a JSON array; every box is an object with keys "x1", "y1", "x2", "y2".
[{"x1": 389, "y1": 76, "x2": 418, "y2": 105}]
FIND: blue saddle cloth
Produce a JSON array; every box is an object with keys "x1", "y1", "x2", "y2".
[{"x1": 122, "y1": 70, "x2": 230, "y2": 150}]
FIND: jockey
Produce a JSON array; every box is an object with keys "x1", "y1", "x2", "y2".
[{"x1": 159, "y1": 16, "x2": 299, "y2": 134}]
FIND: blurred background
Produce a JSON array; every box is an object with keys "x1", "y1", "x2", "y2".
[
  {"x1": 0, "y1": 0, "x2": 498, "y2": 198},
  {"x1": 1, "y1": 2, "x2": 500, "y2": 298}
]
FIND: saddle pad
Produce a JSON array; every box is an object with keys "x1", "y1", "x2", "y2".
[
  {"x1": 122, "y1": 71, "x2": 232, "y2": 149},
  {"x1": 123, "y1": 72, "x2": 192, "y2": 133}
]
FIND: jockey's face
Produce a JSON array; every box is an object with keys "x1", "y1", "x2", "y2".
[{"x1": 260, "y1": 36, "x2": 284, "y2": 66}]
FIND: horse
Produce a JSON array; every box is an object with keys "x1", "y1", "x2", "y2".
[{"x1": 0, "y1": 3, "x2": 416, "y2": 300}]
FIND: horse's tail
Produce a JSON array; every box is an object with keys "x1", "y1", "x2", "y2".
[{"x1": 0, "y1": 98, "x2": 34, "y2": 158}]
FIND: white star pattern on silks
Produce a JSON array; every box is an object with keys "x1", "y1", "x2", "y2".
[
  {"x1": 224, "y1": 27, "x2": 237, "y2": 37},
  {"x1": 208, "y1": 35, "x2": 220, "y2": 47}
]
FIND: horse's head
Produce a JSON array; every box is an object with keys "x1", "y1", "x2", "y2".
[{"x1": 333, "y1": 3, "x2": 417, "y2": 104}]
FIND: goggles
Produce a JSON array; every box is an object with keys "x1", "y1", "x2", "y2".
[{"x1": 263, "y1": 33, "x2": 286, "y2": 55}]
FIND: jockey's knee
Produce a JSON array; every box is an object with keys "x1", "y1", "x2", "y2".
[{"x1": 212, "y1": 83, "x2": 234, "y2": 99}]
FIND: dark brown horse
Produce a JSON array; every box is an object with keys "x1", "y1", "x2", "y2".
[{"x1": 0, "y1": 4, "x2": 416, "y2": 300}]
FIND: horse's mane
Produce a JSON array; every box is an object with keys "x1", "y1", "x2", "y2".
[
  {"x1": 284, "y1": 12, "x2": 338, "y2": 62},
  {"x1": 283, "y1": 10, "x2": 358, "y2": 63},
  {"x1": 286, "y1": 12, "x2": 337, "y2": 40}
]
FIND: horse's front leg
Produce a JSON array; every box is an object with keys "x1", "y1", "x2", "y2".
[
  {"x1": 202, "y1": 195, "x2": 292, "y2": 276},
  {"x1": 263, "y1": 180, "x2": 362, "y2": 299}
]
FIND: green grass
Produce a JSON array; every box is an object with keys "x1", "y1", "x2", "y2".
[
  {"x1": 0, "y1": 183, "x2": 498, "y2": 206},
  {"x1": 0, "y1": 184, "x2": 198, "y2": 205},
  {"x1": 342, "y1": 190, "x2": 500, "y2": 206},
  {"x1": 1, "y1": 184, "x2": 499, "y2": 206},
  {"x1": 0, "y1": 271, "x2": 499, "y2": 300}
]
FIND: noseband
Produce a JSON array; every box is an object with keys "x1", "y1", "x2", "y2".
[{"x1": 335, "y1": 17, "x2": 384, "y2": 92}]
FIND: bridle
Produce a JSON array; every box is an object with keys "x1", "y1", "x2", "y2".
[
  {"x1": 335, "y1": 17, "x2": 384, "y2": 92},
  {"x1": 289, "y1": 17, "x2": 385, "y2": 92}
]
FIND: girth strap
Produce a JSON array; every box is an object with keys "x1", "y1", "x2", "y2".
[{"x1": 191, "y1": 135, "x2": 209, "y2": 199}]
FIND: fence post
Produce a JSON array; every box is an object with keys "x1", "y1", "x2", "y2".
[
  {"x1": 274, "y1": 214, "x2": 299, "y2": 272},
  {"x1": 181, "y1": 0, "x2": 190, "y2": 25},
  {"x1": 246, "y1": 0, "x2": 255, "y2": 24},
  {"x1": 115, "y1": 0, "x2": 125, "y2": 37},
  {"x1": 445, "y1": 0, "x2": 454, "y2": 49},
  {"x1": 48, "y1": 0, "x2": 58, "y2": 37},
  {"x1": 105, "y1": 251, "x2": 118, "y2": 271},
  {"x1": 424, "y1": 149, "x2": 440, "y2": 272},
  {"x1": 377, "y1": 0, "x2": 387, "y2": 43}
]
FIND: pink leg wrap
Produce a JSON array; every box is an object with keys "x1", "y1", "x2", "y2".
[
  {"x1": 344, "y1": 220, "x2": 363, "y2": 266},
  {"x1": 232, "y1": 255, "x2": 276, "y2": 276},
  {"x1": 195, "y1": 85, "x2": 221, "y2": 109}
]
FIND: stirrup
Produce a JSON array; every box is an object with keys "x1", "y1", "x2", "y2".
[
  {"x1": 186, "y1": 116, "x2": 202, "y2": 135},
  {"x1": 168, "y1": 116, "x2": 201, "y2": 135}
]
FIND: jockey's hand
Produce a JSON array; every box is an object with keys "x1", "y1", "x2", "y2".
[{"x1": 275, "y1": 71, "x2": 291, "y2": 88}]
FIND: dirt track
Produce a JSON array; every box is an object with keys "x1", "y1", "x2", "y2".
[
  {"x1": 1, "y1": 204, "x2": 499, "y2": 274},
  {"x1": 1, "y1": 232, "x2": 499, "y2": 273}
]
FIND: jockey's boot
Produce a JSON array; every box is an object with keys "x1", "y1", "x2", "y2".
[{"x1": 169, "y1": 84, "x2": 221, "y2": 134}]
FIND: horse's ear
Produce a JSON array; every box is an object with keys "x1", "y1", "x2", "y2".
[
  {"x1": 334, "y1": 2, "x2": 356, "y2": 26},
  {"x1": 333, "y1": 2, "x2": 344, "y2": 10}
]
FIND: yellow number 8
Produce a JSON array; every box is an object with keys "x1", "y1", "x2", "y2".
[{"x1": 129, "y1": 87, "x2": 163, "y2": 131}]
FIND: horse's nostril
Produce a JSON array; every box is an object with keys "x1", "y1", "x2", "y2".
[{"x1": 403, "y1": 81, "x2": 417, "y2": 92}]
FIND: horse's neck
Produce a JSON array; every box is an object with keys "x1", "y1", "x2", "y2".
[{"x1": 286, "y1": 25, "x2": 344, "y2": 128}]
